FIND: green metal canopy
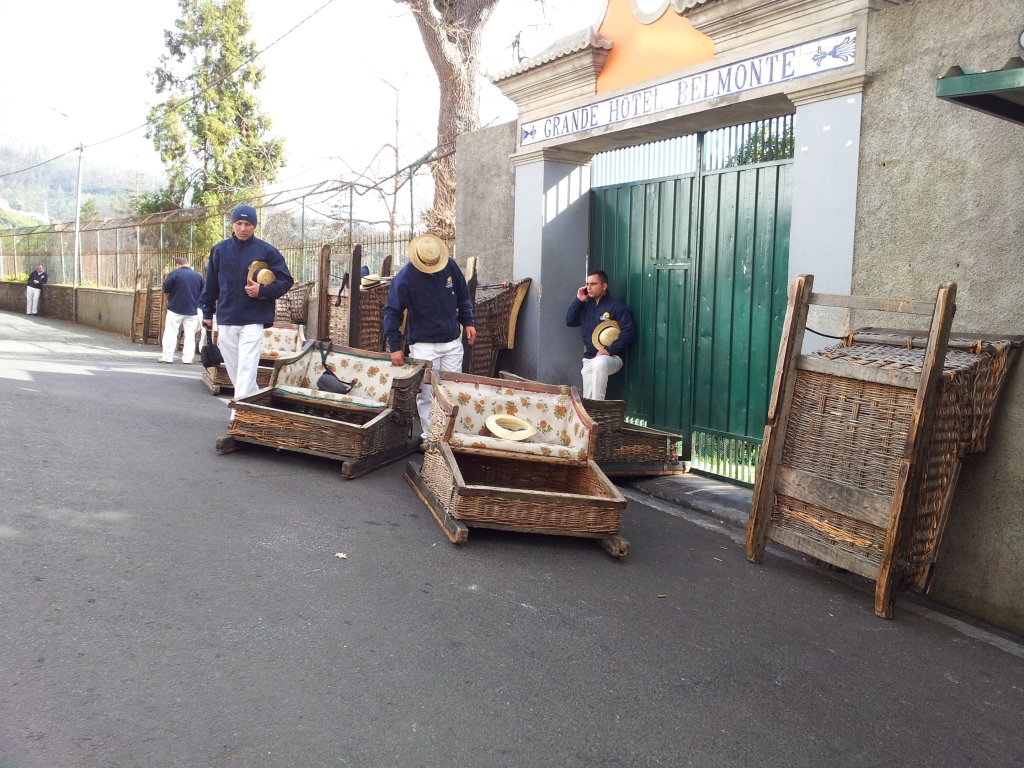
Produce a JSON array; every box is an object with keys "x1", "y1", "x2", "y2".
[{"x1": 936, "y1": 57, "x2": 1024, "y2": 126}]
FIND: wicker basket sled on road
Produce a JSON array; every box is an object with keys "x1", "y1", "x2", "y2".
[
  {"x1": 404, "y1": 371, "x2": 629, "y2": 557},
  {"x1": 499, "y1": 371, "x2": 686, "y2": 476},
  {"x1": 215, "y1": 342, "x2": 427, "y2": 479},
  {"x1": 746, "y1": 275, "x2": 1022, "y2": 618},
  {"x1": 463, "y1": 279, "x2": 531, "y2": 377},
  {"x1": 202, "y1": 323, "x2": 311, "y2": 395}
]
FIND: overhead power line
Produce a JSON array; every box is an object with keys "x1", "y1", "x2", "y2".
[{"x1": 0, "y1": 0, "x2": 337, "y2": 180}]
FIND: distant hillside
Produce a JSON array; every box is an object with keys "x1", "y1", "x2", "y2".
[
  {"x1": 0, "y1": 206, "x2": 40, "y2": 229},
  {"x1": 0, "y1": 141, "x2": 164, "y2": 225}
]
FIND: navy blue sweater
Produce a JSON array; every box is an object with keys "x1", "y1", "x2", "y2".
[
  {"x1": 199, "y1": 235, "x2": 294, "y2": 326},
  {"x1": 28, "y1": 269, "x2": 47, "y2": 288},
  {"x1": 565, "y1": 294, "x2": 636, "y2": 359},
  {"x1": 383, "y1": 260, "x2": 474, "y2": 352},
  {"x1": 162, "y1": 266, "x2": 205, "y2": 315}
]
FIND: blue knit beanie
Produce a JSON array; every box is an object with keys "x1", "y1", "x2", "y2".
[{"x1": 231, "y1": 205, "x2": 258, "y2": 225}]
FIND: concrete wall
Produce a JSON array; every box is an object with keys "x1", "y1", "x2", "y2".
[
  {"x1": 0, "y1": 282, "x2": 75, "y2": 321},
  {"x1": 790, "y1": 93, "x2": 863, "y2": 352},
  {"x1": 454, "y1": 122, "x2": 517, "y2": 284},
  {"x1": 511, "y1": 159, "x2": 591, "y2": 388},
  {"x1": 75, "y1": 288, "x2": 134, "y2": 336},
  {"x1": 0, "y1": 282, "x2": 132, "y2": 335},
  {"x1": 855, "y1": 0, "x2": 1024, "y2": 633}
]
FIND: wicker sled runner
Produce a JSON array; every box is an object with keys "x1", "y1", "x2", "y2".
[
  {"x1": 746, "y1": 275, "x2": 1022, "y2": 618},
  {"x1": 498, "y1": 371, "x2": 685, "y2": 475},
  {"x1": 215, "y1": 342, "x2": 426, "y2": 479},
  {"x1": 404, "y1": 370, "x2": 629, "y2": 557}
]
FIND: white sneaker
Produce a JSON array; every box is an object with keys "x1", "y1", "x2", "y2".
[{"x1": 158, "y1": 357, "x2": 173, "y2": 364}]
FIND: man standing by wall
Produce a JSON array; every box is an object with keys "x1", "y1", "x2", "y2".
[
  {"x1": 566, "y1": 270, "x2": 635, "y2": 400},
  {"x1": 199, "y1": 205, "x2": 294, "y2": 404},
  {"x1": 26, "y1": 263, "x2": 47, "y2": 315},
  {"x1": 383, "y1": 234, "x2": 475, "y2": 445},
  {"x1": 159, "y1": 256, "x2": 205, "y2": 364}
]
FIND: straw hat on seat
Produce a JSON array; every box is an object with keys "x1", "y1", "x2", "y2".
[
  {"x1": 485, "y1": 414, "x2": 538, "y2": 441},
  {"x1": 247, "y1": 260, "x2": 275, "y2": 285},
  {"x1": 408, "y1": 233, "x2": 449, "y2": 274},
  {"x1": 360, "y1": 274, "x2": 382, "y2": 288},
  {"x1": 592, "y1": 320, "x2": 621, "y2": 351}
]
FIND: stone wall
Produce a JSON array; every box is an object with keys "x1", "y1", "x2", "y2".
[
  {"x1": 855, "y1": 0, "x2": 1024, "y2": 633},
  {"x1": 0, "y1": 282, "x2": 132, "y2": 335},
  {"x1": 0, "y1": 282, "x2": 75, "y2": 321},
  {"x1": 454, "y1": 122, "x2": 517, "y2": 285}
]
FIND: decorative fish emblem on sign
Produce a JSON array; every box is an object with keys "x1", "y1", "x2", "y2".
[
  {"x1": 521, "y1": 126, "x2": 537, "y2": 142},
  {"x1": 812, "y1": 36, "x2": 856, "y2": 66}
]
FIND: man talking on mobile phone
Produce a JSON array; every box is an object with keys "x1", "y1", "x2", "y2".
[{"x1": 565, "y1": 270, "x2": 635, "y2": 401}]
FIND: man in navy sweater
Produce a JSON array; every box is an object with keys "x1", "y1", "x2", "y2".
[
  {"x1": 566, "y1": 269, "x2": 636, "y2": 400},
  {"x1": 383, "y1": 234, "x2": 475, "y2": 444},
  {"x1": 199, "y1": 205, "x2": 294, "y2": 402},
  {"x1": 26, "y1": 263, "x2": 47, "y2": 315},
  {"x1": 159, "y1": 256, "x2": 205, "y2": 364}
]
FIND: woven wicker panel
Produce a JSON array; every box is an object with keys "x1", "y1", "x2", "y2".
[
  {"x1": 782, "y1": 370, "x2": 914, "y2": 495},
  {"x1": 465, "y1": 280, "x2": 529, "y2": 377},
  {"x1": 771, "y1": 494, "x2": 885, "y2": 567},
  {"x1": 275, "y1": 281, "x2": 313, "y2": 325},
  {"x1": 211, "y1": 365, "x2": 273, "y2": 388},
  {"x1": 327, "y1": 282, "x2": 390, "y2": 352},
  {"x1": 229, "y1": 390, "x2": 413, "y2": 459},
  {"x1": 420, "y1": 449, "x2": 620, "y2": 535}
]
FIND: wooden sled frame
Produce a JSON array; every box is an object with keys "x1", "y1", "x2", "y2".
[
  {"x1": 746, "y1": 274, "x2": 957, "y2": 619},
  {"x1": 216, "y1": 343, "x2": 427, "y2": 479},
  {"x1": 201, "y1": 323, "x2": 311, "y2": 396}
]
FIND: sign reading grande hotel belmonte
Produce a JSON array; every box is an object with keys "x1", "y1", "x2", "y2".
[{"x1": 519, "y1": 30, "x2": 857, "y2": 147}]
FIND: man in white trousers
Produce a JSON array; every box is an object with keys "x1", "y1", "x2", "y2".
[
  {"x1": 566, "y1": 269, "x2": 636, "y2": 400},
  {"x1": 26, "y1": 263, "x2": 47, "y2": 315},
  {"x1": 199, "y1": 205, "x2": 294, "y2": 412},
  {"x1": 383, "y1": 234, "x2": 475, "y2": 447},
  {"x1": 159, "y1": 256, "x2": 205, "y2": 363}
]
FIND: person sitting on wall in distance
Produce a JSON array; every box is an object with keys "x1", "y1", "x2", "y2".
[
  {"x1": 26, "y1": 263, "x2": 47, "y2": 315},
  {"x1": 159, "y1": 256, "x2": 205, "y2": 364},
  {"x1": 566, "y1": 269, "x2": 636, "y2": 401}
]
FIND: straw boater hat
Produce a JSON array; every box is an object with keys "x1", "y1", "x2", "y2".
[
  {"x1": 592, "y1": 320, "x2": 621, "y2": 351},
  {"x1": 485, "y1": 414, "x2": 538, "y2": 442},
  {"x1": 247, "y1": 260, "x2": 275, "y2": 286},
  {"x1": 360, "y1": 274, "x2": 382, "y2": 289},
  {"x1": 408, "y1": 233, "x2": 449, "y2": 274}
]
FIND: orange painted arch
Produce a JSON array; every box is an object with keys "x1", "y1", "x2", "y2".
[{"x1": 596, "y1": 0, "x2": 715, "y2": 94}]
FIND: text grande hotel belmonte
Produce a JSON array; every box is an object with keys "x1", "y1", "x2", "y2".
[{"x1": 519, "y1": 30, "x2": 858, "y2": 147}]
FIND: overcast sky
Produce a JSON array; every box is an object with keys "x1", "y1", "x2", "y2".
[{"x1": 0, "y1": 0, "x2": 603, "y2": 224}]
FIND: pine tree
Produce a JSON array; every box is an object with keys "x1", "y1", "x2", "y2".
[{"x1": 146, "y1": 0, "x2": 284, "y2": 246}]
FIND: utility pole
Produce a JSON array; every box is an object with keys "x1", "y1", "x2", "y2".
[{"x1": 72, "y1": 144, "x2": 84, "y2": 321}]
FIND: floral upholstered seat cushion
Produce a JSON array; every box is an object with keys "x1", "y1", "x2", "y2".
[
  {"x1": 436, "y1": 379, "x2": 591, "y2": 460},
  {"x1": 274, "y1": 385, "x2": 385, "y2": 410},
  {"x1": 275, "y1": 347, "x2": 419, "y2": 405},
  {"x1": 260, "y1": 326, "x2": 304, "y2": 358}
]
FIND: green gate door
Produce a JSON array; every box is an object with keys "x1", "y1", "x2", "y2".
[{"x1": 589, "y1": 120, "x2": 793, "y2": 484}]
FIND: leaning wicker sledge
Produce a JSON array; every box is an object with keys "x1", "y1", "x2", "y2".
[
  {"x1": 463, "y1": 279, "x2": 531, "y2": 377},
  {"x1": 404, "y1": 370, "x2": 629, "y2": 557},
  {"x1": 216, "y1": 342, "x2": 427, "y2": 479},
  {"x1": 746, "y1": 275, "x2": 1022, "y2": 618},
  {"x1": 499, "y1": 371, "x2": 685, "y2": 475}
]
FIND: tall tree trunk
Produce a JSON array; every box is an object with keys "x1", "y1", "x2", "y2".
[{"x1": 395, "y1": 0, "x2": 499, "y2": 241}]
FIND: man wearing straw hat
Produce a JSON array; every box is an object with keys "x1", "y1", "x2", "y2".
[
  {"x1": 566, "y1": 269, "x2": 635, "y2": 400},
  {"x1": 384, "y1": 233, "x2": 475, "y2": 446},
  {"x1": 199, "y1": 205, "x2": 294, "y2": 406}
]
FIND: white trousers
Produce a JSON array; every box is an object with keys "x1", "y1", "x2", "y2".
[
  {"x1": 26, "y1": 286, "x2": 40, "y2": 315},
  {"x1": 219, "y1": 323, "x2": 264, "y2": 401},
  {"x1": 409, "y1": 338, "x2": 464, "y2": 440},
  {"x1": 581, "y1": 354, "x2": 623, "y2": 401},
  {"x1": 161, "y1": 310, "x2": 201, "y2": 363}
]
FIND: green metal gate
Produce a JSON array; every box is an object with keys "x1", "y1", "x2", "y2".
[{"x1": 589, "y1": 119, "x2": 793, "y2": 484}]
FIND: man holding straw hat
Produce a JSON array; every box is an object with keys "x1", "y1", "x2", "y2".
[
  {"x1": 566, "y1": 269, "x2": 635, "y2": 400},
  {"x1": 384, "y1": 233, "x2": 475, "y2": 446},
  {"x1": 199, "y1": 204, "x2": 294, "y2": 407}
]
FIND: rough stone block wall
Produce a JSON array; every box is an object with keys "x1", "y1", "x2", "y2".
[
  {"x1": 454, "y1": 122, "x2": 517, "y2": 285},
  {"x1": 855, "y1": 0, "x2": 1024, "y2": 633},
  {"x1": 0, "y1": 282, "x2": 75, "y2": 321}
]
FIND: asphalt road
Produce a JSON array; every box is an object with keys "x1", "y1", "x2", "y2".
[{"x1": 1, "y1": 311, "x2": 1022, "y2": 768}]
